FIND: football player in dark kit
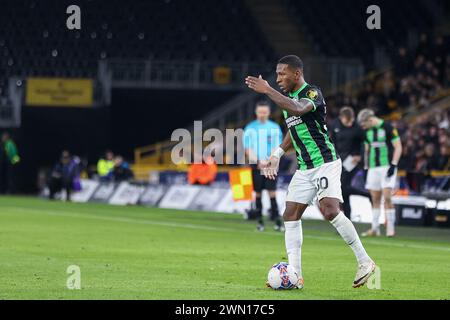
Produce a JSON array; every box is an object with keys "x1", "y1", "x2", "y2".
[{"x1": 246, "y1": 55, "x2": 375, "y2": 289}]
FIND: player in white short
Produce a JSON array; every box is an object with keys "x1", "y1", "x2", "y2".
[
  {"x1": 357, "y1": 109, "x2": 403, "y2": 237},
  {"x1": 246, "y1": 55, "x2": 375, "y2": 289},
  {"x1": 286, "y1": 158, "x2": 343, "y2": 205}
]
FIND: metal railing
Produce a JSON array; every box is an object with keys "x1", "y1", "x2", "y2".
[
  {"x1": 105, "y1": 59, "x2": 274, "y2": 90},
  {"x1": 105, "y1": 57, "x2": 365, "y2": 93},
  {"x1": 303, "y1": 57, "x2": 365, "y2": 94}
]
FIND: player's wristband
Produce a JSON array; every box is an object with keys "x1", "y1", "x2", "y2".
[{"x1": 273, "y1": 147, "x2": 285, "y2": 158}]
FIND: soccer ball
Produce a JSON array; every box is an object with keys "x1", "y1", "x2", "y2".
[{"x1": 267, "y1": 262, "x2": 298, "y2": 290}]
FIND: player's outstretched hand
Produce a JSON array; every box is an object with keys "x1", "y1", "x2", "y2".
[
  {"x1": 245, "y1": 75, "x2": 271, "y2": 94},
  {"x1": 260, "y1": 155, "x2": 280, "y2": 180}
]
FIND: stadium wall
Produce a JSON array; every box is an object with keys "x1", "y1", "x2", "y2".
[{"x1": 42, "y1": 178, "x2": 450, "y2": 228}]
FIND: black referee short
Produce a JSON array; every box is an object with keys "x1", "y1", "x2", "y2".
[{"x1": 251, "y1": 165, "x2": 277, "y2": 193}]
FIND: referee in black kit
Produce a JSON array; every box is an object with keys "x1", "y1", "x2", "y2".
[{"x1": 330, "y1": 107, "x2": 370, "y2": 218}]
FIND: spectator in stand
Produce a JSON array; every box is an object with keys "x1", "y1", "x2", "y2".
[
  {"x1": 48, "y1": 150, "x2": 79, "y2": 201},
  {"x1": 438, "y1": 129, "x2": 449, "y2": 147},
  {"x1": 426, "y1": 126, "x2": 440, "y2": 149},
  {"x1": 327, "y1": 33, "x2": 447, "y2": 122},
  {"x1": 97, "y1": 150, "x2": 115, "y2": 181},
  {"x1": 432, "y1": 36, "x2": 446, "y2": 82},
  {"x1": 416, "y1": 33, "x2": 430, "y2": 59},
  {"x1": 395, "y1": 110, "x2": 450, "y2": 175},
  {"x1": 437, "y1": 144, "x2": 450, "y2": 170},
  {"x1": 398, "y1": 138, "x2": 415, "y2": 171},
  {"x1": 393, "y1": 46, "x2": 411, "y2": 78},
  {"x1": 423, "y1": 143, "x2": 440, "y2": 172},
  {"x1": 112, "y1": 155, "x2": 134, "y2": 182},
  {"x1": 446, "y1": 55, "x2": 450, "y2": 87}
]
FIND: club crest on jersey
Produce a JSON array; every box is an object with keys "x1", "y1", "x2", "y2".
[
  {"x1": 306, "y1": 89, "x2": 319, "y2": 101},
  {"x1": 392, "y1": 128, "x2": 399, "y2": 137}
]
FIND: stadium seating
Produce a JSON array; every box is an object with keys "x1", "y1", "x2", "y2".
[
  {"x1": 0, "y1": 0, "x2": 276, "y2": 97},
  {"x1": 284, "y1": 0, "x2": 435, "y2": 65}
]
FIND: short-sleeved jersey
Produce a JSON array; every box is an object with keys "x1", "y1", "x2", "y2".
[
  {"x1": 283, "y1": 82, "x2": 339, "y2": 171},
  {"x1": 243, "y1": 119, "x2": 283, "y2": 161},
  {"x1": 364, "y1": 120, "x2": 400, "y2": 168}
]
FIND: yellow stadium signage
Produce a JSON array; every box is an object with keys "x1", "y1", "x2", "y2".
[
  {"x1": 213, "y1": 66, "x2": 231, "y2": 85},
  {"x1": 26, "y1": 78, "x2": 93, "y2": 107}
]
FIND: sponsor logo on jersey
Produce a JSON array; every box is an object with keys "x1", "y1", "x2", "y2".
[
  {"x1": 370, "y1": 141, "x2": 387, "y2": 148},
  {"x1": 285, "y1": 116, "x2": 303, "y2": 128}
]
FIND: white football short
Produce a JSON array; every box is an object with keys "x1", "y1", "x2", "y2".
[
  {"x1": 286, "y1": 159, "x2": 343, "y2": 205},
  {"x1": 365, "y1": 166, "x2": 397, "y2": 191}
]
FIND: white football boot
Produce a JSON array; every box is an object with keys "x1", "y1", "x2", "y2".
[
  {"x1": 295, "y1": 277, "x2": 304, "y2": 290},
  {"x1": 386, "y1": 221, "x2": 396, "y2": 237},
  {"x1": 352, "y1": 260, "x2": 376, "y2": 288}
]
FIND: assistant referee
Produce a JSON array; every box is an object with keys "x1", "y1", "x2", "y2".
[{"x1": 243, "y1": 101, "x2": 283, "y2": 232}]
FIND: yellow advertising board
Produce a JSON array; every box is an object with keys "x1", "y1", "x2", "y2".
[
  {"x1": 213, "y1": 66, "x2": 231, "y2": 85},
  {"x1": 26, "y1": 78, "x2": 93, "y2": 107}
]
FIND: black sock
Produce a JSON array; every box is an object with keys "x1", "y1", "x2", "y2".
[
  {"x1": 255, "y1": 196, "x2": 263, "y2": 224},
  {"x1": 270, "y1": 197, "x2": 279, "y2": 221}
]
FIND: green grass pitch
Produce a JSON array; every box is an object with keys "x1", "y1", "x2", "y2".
[{"x1": 0, "y1": 196, "x2": 449, "y2": 300}]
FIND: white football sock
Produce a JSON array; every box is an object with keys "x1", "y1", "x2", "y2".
[
  {"x1": 386, "y1": 208, "x2": 396, "y2": 235},
  {"x1": 331, "y1": 212, "x2": 371, "y2": 265},
  {"x1": 284, "y1": 220, "x2": 303, "y2": 278},
  {"x1": 372, "y1": 208, "x2": 381, "y2": 232}
]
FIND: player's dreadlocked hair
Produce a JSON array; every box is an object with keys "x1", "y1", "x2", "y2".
[{"x1": 278, "y1": 55, "x2": 303, "y2": 70}]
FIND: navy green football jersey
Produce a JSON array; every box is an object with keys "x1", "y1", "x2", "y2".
[
  {"x1": 364, "y1": 120, "x2": 400, "y2": 168},
  {"x1": 282, "y1": 82, "x2": 339, "y2": 171}
]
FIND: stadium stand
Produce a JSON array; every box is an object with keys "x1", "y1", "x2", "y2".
[
  {"x1": 326, "y1": 33, "x2": 450, "y2": 118},
  {"x1": 0, "y1": 0, "x2": 448, "y2": 194},
  {"x1": 0, "y1": 0, "x2": 276, "y2": 97},
  {"x1": 284, "y1": 0, "x2": 437, "y2": 67}
]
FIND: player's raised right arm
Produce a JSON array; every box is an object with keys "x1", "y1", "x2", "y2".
[
  {"x1": 245, "y1": 75, "x2": 314, "y2": 116},
  {"x1": 265, "y1": 86, "x2": 314, "y2": 117}
]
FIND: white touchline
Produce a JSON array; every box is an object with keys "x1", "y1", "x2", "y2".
[{"x1": 4, "y1": 206, "x2": 450, "y2": 253}]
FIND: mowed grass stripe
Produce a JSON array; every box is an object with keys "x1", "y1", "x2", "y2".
[{"x1": 1, "y1": 197, "x2": 450, "y2": 299}]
